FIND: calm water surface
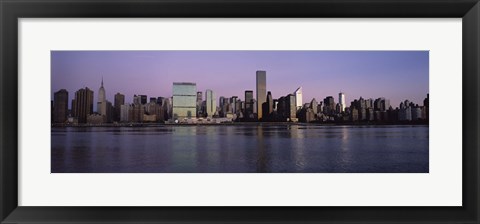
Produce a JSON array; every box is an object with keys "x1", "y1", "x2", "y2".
[{"x1": 51, "y1": 125, "x2": 429, "y2": 173}]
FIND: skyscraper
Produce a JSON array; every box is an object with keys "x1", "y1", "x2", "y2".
[
  {"x1": 196, "y1": 91, "x2": 203, "y2": 117},
  {"x1": 339, "y1": 92, "x2": 346, "y2": 112},
  {"x1": 73, "y1": 87, "x2": 94, "y2": 123},
  {"x1": 277, "y1": 94, "x2": 296, "y2": 121},
  {"x1": 114, "y1": 93, "x2": 125, "y2": 122},
  {"x1": 244, "y1": 90, "x2": 254, "y2": 119},
  {"x1": 140, "y1": 95, "x2": 148, "y2": 105},
  {"x1": 97, "y1": 78, "x2": 106, "y2": 116},
  {"x1": 230, "y1": 96, "x2": 238, "y2": 114},
  {"x1": 53, "y1": 89, "x2": 68, "y2": 123},
  {"x1": 294, "y1": 87, "x2": 302, "y2": 110},
  {"x1": 256, "y1": 70, "x2": 266, "y2": 120},
  {"x1": 172, "y1": 82, "x2": 197, "y2": 119},
  {"x1": 205, "y1": 89, "x2": 216, "y2": 117},
  {"x1": 267, "y1": 91, "x2": 273, "y2": 115},
  {"x1": 323, "y1": 96, "x2": 335, "y2": 115},
  {"x1": 133, "y1": 95, "x2": 141, "y2": 105}
]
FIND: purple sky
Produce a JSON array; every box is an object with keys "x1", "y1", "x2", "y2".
[{"x1": 51, "y1": 51, "x2": 428, "y2": 110}]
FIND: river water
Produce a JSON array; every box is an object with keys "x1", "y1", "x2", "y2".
[{"x1": 51, "y1": 125, "x2": 429, "y2": 173}]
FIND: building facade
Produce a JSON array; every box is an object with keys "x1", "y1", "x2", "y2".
[
  {"x1": 294, "y1": 87, "x2": 303, "y2": 110},
  {"x1": 97, "y1": 78, "x2": 107, "y2": 116},
  {"x1": 114, "y1": 93, "x2": 125, "y2": 122},
  {"x1": 53, "y1": 89, "x2": 69, "y2": 123},
  {"x1": 256, "y1": 70, "x2": 266, "y2": 120},
  {"x1": 172, "y1": 82, "x2": 197, "y2": 119},
  {"x1": 205, "y1": 89, "x2": 216, "y2": 117},
  {"x1": 73, "y1": 87, "x2": 94, "y2": 123},
  {"x1": 244, "y1": 90, "x2": 254, "y2": 119},
  {"x1": 338, "y1": 92, "x2": 346, "y2": 113}
]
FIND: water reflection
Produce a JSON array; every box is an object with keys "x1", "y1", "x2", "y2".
[{"x1": 51, "y1": 125, "x2": 429, "y2": 173}]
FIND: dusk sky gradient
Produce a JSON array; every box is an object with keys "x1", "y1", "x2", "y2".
[{"x1": 51, "y1": 51, "x2": 429, "y2": 110}]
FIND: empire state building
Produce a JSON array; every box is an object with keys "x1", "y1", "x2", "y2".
[{"x1": 97, "y1": 78, "x2": 107, "y2": 116}]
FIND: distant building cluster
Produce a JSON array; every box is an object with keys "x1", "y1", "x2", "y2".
[{"x1": 52, "y1": 70, "x2": 429, "y2": 125}]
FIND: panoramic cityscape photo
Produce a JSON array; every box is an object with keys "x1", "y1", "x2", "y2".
[{"x1": 51, "y1": 50, "x2": 429, "y2": 173}]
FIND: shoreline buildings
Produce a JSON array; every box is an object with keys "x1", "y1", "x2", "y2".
[{"x1": 52, "y1": 70, "x2": 428, "y2": 125}]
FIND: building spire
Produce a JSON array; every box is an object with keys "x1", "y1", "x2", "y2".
[{"x1": 101, "y1": 76, "x2": 104, "y2": 87}]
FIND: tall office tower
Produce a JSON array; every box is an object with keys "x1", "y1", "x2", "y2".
[
  {"x1": 172, "y1": 82, "x2": 197, "y2": 119},
  {"x1": 114, "y1": 93, "x2": 125, "y2": 122},
  {"x1": 140, "y1": 95, "x2": 148, "y2": 105},
  {"x1": 219, "y1": 96, "x2": 225, "y2": 116},
  {"x1": 310, "y1": 98, "x2": 318, "y2": 114},
  {"x1": 244, "y1": 90, "x2": 254, "y2": 118},
  {"x1": 230, "y1": 96, "x2": 238, "y2": 114},
  {"x1": 73, "y1": 87, "x2": 94, "y2": 123},
  {"x1": 219, "y1": 96, "x2": 224, "y2": 107},
  {"x1": 338, "y1": 92, "x2": 346, "y2": 112},
  {"x1": 53, "y1": 89, "x2": 69, "y2": 123},
  {"x1": 106, "y1": 101, "x2": 113, "y2": 123},
  {"x1": 196, "y1": 91, "x2": 203, "y2": 117},
  {"x1": 384, "y1": 99, "x2": 391, "y2": 110},
  {"x1": 120, "y1": 104, "x2": 129, "y2": 122},
  {"x1": 157, "y1": 97, "x2": 164, "y2": 105},
  {"x1": 256, "y1": 70, "x2": 267, "y2": 120},
  {"x1": 294, "y1": 87, "x2": 303, "y2": 110},
  {"x1": 266, "y1": 91, "x2": 273, "y2": 115},
  {"x1": 288, "y1": 94, "x2": 296, "y2": 119},
  {"x1": 97, "y1": 78, "x2": 107, "y2": 116},
  {"x1": 277, "y1": 94, "x2": 297, "y2": 120},
  {"x1": 323, "y1": 96, "x2": 335, "y2": 115},
  {"x1": 205, "y1": 89, "x2": 216, "y2": 117},
  {"x1": 365, "y1": 98, "x2": 373, "y2": 109},
  {"x1": 235, "y1": 99, "x2": 242, "y2": 115},
  {"x1": 133, "y1": 95, "x2": 141, "y2": 105}
]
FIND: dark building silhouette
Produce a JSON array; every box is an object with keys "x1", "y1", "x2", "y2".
[
  {"x1": 196, "y1": 91, "x2": 203, "y2": 117},
  {"x1": 129, "y1": 104, "x2": 143, "y2": 122},
  {"x1": 262, "y1": 91, "x2": 274, "y2": 120},
  {"x1": 277, "y1": 94, "x2": 296, "y2": 121},
  {"x1": 73, "y1": 87, "x2": 94, "y2": 123},
  {"x1": 323, "y1": 96, "x2": 335, "y2": 115},
  {"x1": 423, "y1": 94, "x2": 429, "y2": 120},
  {"x1": 53, "y1": 89, "x2": 69, "y2": 123},
  {"x1": 114, "y1": 93, "x2": 125, "y2": 122},
  {"x1": 140, "y1": 95, "x2": 148, "y2": 105},
  {"x1": 244, "y1": 90, "x2": 254, "y2": 119}
]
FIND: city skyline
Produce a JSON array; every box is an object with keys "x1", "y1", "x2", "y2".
[{"x1": 51, "y1": 50, "x2": 429, "y2": 109}]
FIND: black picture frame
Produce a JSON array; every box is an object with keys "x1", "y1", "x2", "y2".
[{"x1": 1, "y1": 0, "x2": 479, "y2": 223}]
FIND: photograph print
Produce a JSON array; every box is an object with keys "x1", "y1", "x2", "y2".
[{"x1": 51, "y1": 50, "x2": 429, "y2": 173}]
